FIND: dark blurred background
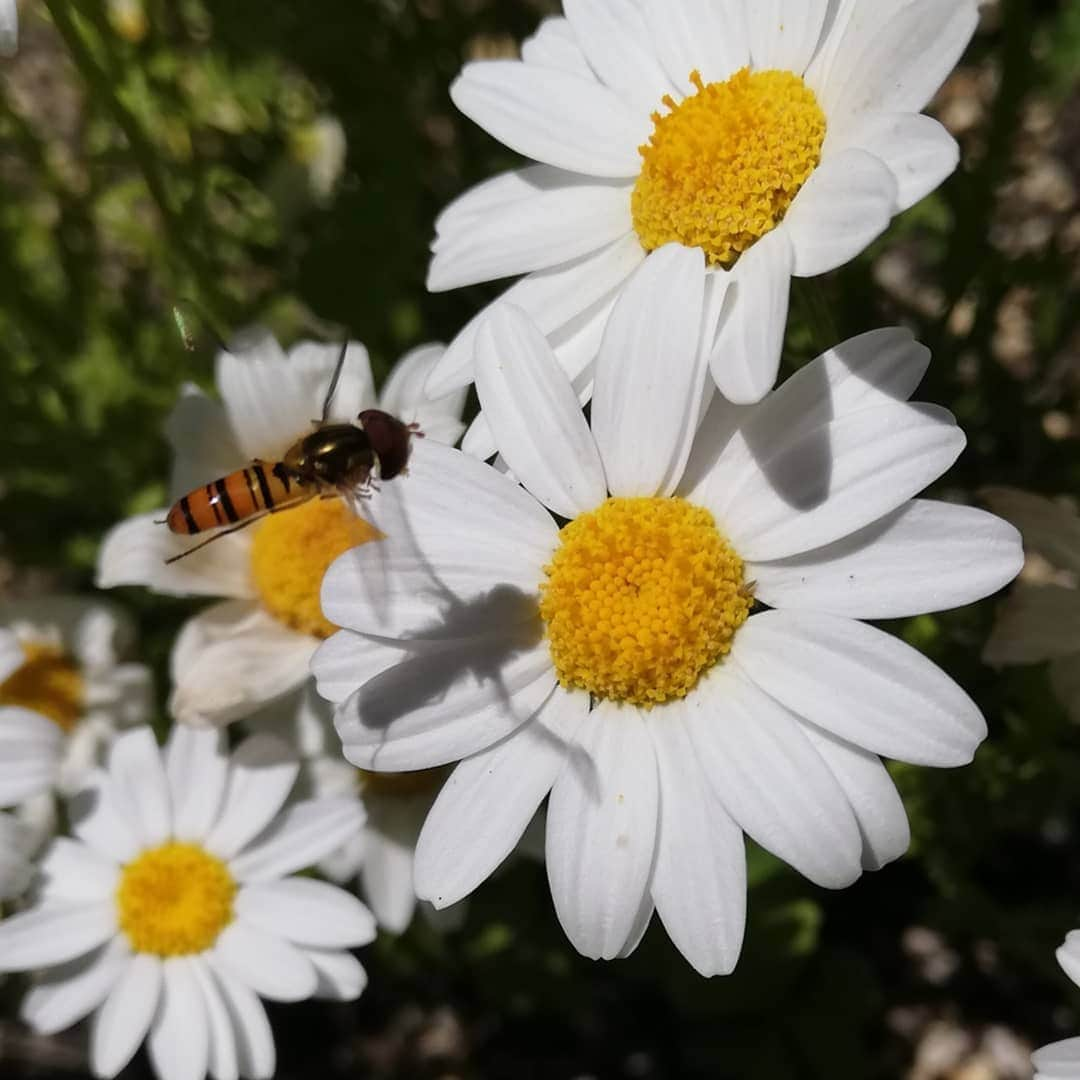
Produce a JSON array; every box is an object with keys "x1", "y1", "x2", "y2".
[{"x1": 3, "y1": 1, "x2": 1080, "y2": 1076}]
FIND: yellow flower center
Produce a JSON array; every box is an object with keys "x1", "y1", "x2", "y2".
[
  {"x1": 0, "y1": 643, "x2": 84, "y2": 732},
  {"x1": 539, "y1": 497, "x2": 751, "y2": 708},
  {"x1": 250, "y1": 498, "x2": 380, "y2": 639},
  {"x1": 632, "y1": 68, "x2": 826, "y2": 267},
  {"x1": 357, "y1": 767, "x2": 448, "y2": 798},
  {"x1": 116, "y1": 842, "x2": 236, "y2": 956}
]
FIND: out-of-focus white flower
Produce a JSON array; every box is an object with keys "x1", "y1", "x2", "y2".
[
  {"x1": 97, "y1": 333, "x2": 467, "y2": 727},
  {"x1": 982, "y1": 488, "x2": 1080, "y2": 720},
  {"x1": 315, "y1": 287, "x2": 1022, "y2": 976},
  {"x1": 0, "y1": 0, "x2": 17, "y2": 58},
  {"x1": 1033, "y1": 931, "x2": 1080, "y2": 1078},
  {"x1": 0, "y1": 726, "x2": 371, "y2": 1080},
  {"x1": 291, "y1": 115, "x2": 348, "y2": 202},
  {"x1": 427, "y1": 0, "x2": 979, "y2": 458},
  {"x1": 259, "y1": 687, "x2": 462, "y2": 935},
  {"x1": 0, "y1": 597, "x2": 153, "y2": 848}
]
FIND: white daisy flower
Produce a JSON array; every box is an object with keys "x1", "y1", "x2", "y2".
[
  {"x1": 1034, "y1": 932, "x2": 1080, "y2": 1079},
  {"x1": 981, "y1": 488, "x2": 1080, "y2": 721},
  {"x1": 427, "y1": 0, "x2": 978, "y2": 457},
  {"x1": 313, "y1": 285, "x2": 1022, "y2": 976},
  {"x1": 97, "y1": 333, "x2": 468, "y2": 727},
  {"x1": 0, "y1": 0, "x2": 16, "y2": 57},
  {"x1": 259, "y1": 687, "x2": 461, "y2": 935},
  {"x1": 0, "y1": 725, "x2": 372, "y2": 1080},
  {"x1": 0, "y1": 597, "x2": 153, "y2": 847}
]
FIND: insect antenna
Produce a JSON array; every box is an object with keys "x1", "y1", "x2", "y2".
[{"x1": 319, "y1": 341, "x2": 349, "y2": 424}]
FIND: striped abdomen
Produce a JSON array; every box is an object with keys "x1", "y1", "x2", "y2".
[{"x1": 166, "y1": 461, "x2": 300, "y2": 535}]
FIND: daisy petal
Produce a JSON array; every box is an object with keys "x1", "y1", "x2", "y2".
[
  {"x1": 164, "y1": 386, "x2": 242, "y2": 504},
  {"x1": 640, "y1": 0, "x2": 749, "y2": 90},
  {"x1": 0, "y1": 902, "x2": 116, "y2": 971},
  {"x1": 563, "y1": 0, "x2": 674, "y2": 113},
  {"x1": 106, "y1": 727, "x2": 172, "y2": 848},
  {"x1": 235, "y1": 879, "x2": 377, "y2": 948},
  {"x1": 648, "y1": 712, "x2": 745, "y2": 977},
  {"x1": 751, "y1": 500, "x2": 1023, "y2": 619},
  {"x1": 415, "y1": 686, "x2": 588, "y2": 909},
  {"x1": 312, "y1": 631, "x2": 416, "y2": 706},
  {"x1": 361, "y1": 818, "x2": 417, "y2": 934},
  {"x1": 227, "y1": 797, "x2": 365, "y2": 883},
  {"x1": 747, "y1": 0, "x2": 829, "y2": 74},
  {"x1": 814, "y1": 0, "x2": 978, "y2": 124},
  {"x1": 204, "y1": 736, "x2": 299, "y2": 860},
  {"x1": 685, "y1": 666, "x2": 862, "y2": 888},
  {"x1": 521, "y1": 17, "x2": 592, "y2": 75},
  {"x1": 96, "y1": 512, "x2": 254, "y2": 599},
  {"x1": 592, "y1": 244, "x2": 709, "y2": 497},
  {"x1": 718, "y1": 402, "x2": 965, "y2": 562},
  {"x1": 733, "y1": 610, "x2": 986, "y2": 767},
  {"x1": 91, "y1": 954, "x2": 162, "y2": 1079},
  {"x1": 22, "y1": 937, "x2": 130, "y2": 1036},
  {"x1": 826, "y1": 112, "x2": 959, "y2": 212},
  {"x1": 0, "y1": 628, "x2": 23, "y2": 681},
  {"x1": 377, "y1": 345, "x2": 467, "y2": 447},
  {"x1": 984, "y1": 585, "x2": 1080, "y2": 665},
  {"x1": 1034, "y1": 1037, "x2": 1080, "y2": 1076},
  {"x1": 335, "y1": 647, "x2": 557, "y2": 772},
  {"x1": 165, "y1": 726, "x2": 229, "y2": 842},
  {"x1": 710, "y1": 227, "x2": 792, "y2": 406},
  {"x1": 169, "y1": 604, "x2": 313, "y2": 727},
  {"x1": 425, "y1": 234, "x2": 645, "y2": 398},
  {"x1": 69, "y1": 770, "x2": 141, "y2": 864},
  {"x1": 209, "y1": 965, "x2": 276, "y2": 1080},
  {"x1": 982, "y1": 487, "x2": 1080, "y2": 576},
  {"x1": 307, "y1": 949, "x2": 368, "y2": 1001},
  {"x1": 1059, "y1": 931, "x2": 1080, "y2": 987},
  {"x1": 189, "y1": 957, "x2": 239, "y2": 1080},
  {"x1": 429, "y1": 166, "x2": 632, "y2": 291},
  {"x1": 546, "y1": 702, "x2": 660, "y2": 961},
  {"x1": 475, "y1": 304, "x2": 607, "y2": 518},
  {"x1": 215, "y1": 330, "x2": 312, "y2": 461},
  {"x1": 450, "y1": 61, "x2": 646, "y2": 178},
  {"x1": 800, "y1": 725, "x2": 910, "y2": 871},
  {"x1": 212, "y1": 921, "x2": 318, "y2": 1002},
  {"x1": 784, "y1": 149, "x2": 898, "y2": 277},
  {"x1": 288, "y1": 340, "x2": 376, "y2": 424},
  {"x1": 37, "y1": 838, "x2": 119, "y2": 902},
  {"x1": 320, "y1": 440, "x2": 556, "y2": 639},
  {"x1": 148, "y1": 958, "x2": 210, "y2": 1080}
]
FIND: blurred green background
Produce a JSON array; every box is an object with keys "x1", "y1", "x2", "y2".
[{"x1": 3, "y1": 0, "x2": 1080, "y2": 1076}]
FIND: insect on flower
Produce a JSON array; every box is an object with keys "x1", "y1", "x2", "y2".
[{"x1": 163, "y1": 342, "x2": 421, "y2": 563}]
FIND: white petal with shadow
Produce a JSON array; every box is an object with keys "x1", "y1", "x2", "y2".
[
  {"x1": 147, "y1": 957, "x2": 210, "y2": 1080},
  {"x1": 22, "y1": 937, "x2": 130, "y2": 1036},
  {"x1": 211, "y1": 921, "x2": 318, "y2": 1002},
  {"x1": 235, "y1": 879, "x2": 377, "y2": 949},
  {"x1": 640, "y1": 0, "x2": 749, "y2": 90},
  {"x1": 521, "y1": 16, "x2": 591, "y2": 75},
  {"x1": 90, "y1": 953, "x2": 162, "y2": 1079}
]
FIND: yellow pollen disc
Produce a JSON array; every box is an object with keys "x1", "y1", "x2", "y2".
[
  {"x1": 357, "y1": 766, "x2": 449, "y2": 798},
  {"x1": 632, "y1": 68, "x2": 827, "y2": 267},
  {"x1": 116, "y1": 842, "x2": 236, "y2": 956},
  {"x1": 539, "y1": 497, "x2": 751, "y2": 708},
  {"x1": 0, "y1": 643, "x2": 84, "y2": 732},
  {"x1": 250, "y1": 498, "x2": 380, "y2": 639}
]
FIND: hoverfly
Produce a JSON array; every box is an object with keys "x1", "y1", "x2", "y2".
[{"x1": 164, "y1": 341, "x2": 420, "y2": 563}]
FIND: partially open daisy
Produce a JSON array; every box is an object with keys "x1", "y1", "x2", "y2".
[
  {"x1": 1033, "y1": 931, "x2": 1080, "y2": 1079},
  {"x1": 427, "y1": 0, "x2": 978, "y2": 454},
  {"x1": 314, "y1": 288, "x2": 1022, "y2": 976},
  {"x1": 97, "y1": 332, "x2": 467, "y2": 726},
  {"x1": 0, "y1": 597, "x2": 152, "y2": 847},
  {"x1": 0, "y1": 725, "x2": 371, "y2": 1080}
]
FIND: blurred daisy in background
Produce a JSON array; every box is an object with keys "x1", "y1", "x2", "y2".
[
  {"x1": 259, "y1": 687, "x2": 462, "y2": 935},
  {"x1": 0, "y1": 725, "x2": 371, "y2": 1080},
  {"x1": 315, "y1": 279, "x2": 1021, "y2": 976},
  {"x1": 1033, "y1": 931, "x2": 1080, "y2": 1079},
  {"x1": 0, "y1": 0, "x2": 16, "y2": 57},
  {"x1": 0, "y1": 813, "x2": 33, "y2": 900},
  {"x1": 426, "y1": 0, "x2": 978, "y2": 456},
  {"x1": 982, "y1": 488, "x2": 1080, "y2": 721},
  {"x1": 97, "y1": 333, "x2": 466, "y2": 727},
  {"x1": 0, "y1": 596, "x2": 152, "y2": 848}
]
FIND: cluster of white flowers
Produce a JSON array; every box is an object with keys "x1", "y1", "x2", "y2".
[{"x1": 2, "y1": 1, "x2": 1074, "y2": 1077}]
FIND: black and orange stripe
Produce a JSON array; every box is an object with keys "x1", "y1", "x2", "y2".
[{"x1": 166, "y1": 460, "x2": 300, "y2": 536}]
